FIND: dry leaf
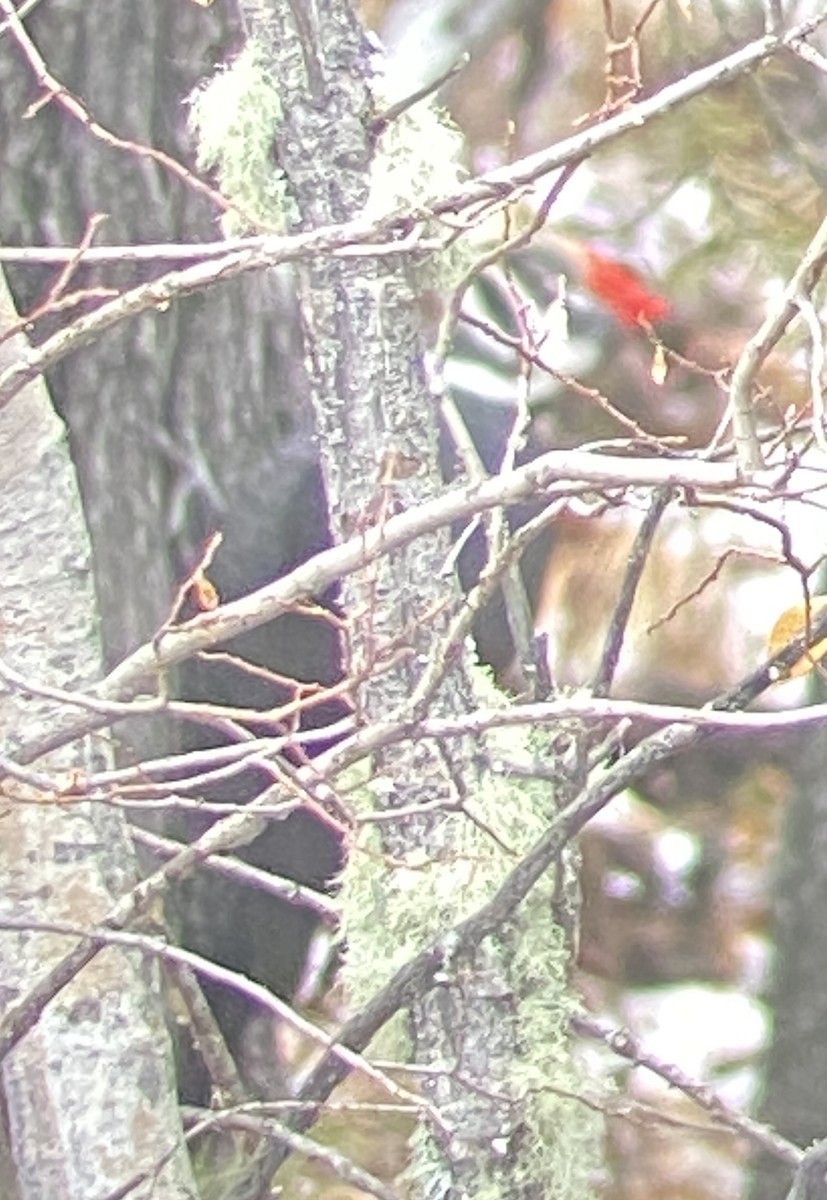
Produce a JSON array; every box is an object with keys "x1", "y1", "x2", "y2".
[
  {"x1": 191, "y1": 570, "x2": 219, "y2": 611},
  {"x1": 651, "y1": 342, "x2": 668, "y2": 386},
  {"x1": 767, "y1": 596, "x2": 827, "y2": 677}
]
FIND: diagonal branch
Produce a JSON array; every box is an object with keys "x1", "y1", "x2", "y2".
[
  {"x1": 592, "y1": 487, "x2": 673, "y2": 697},
  {"x1": 0, "y1": 448, "x2": 751, "y2": 772},
  {"x1": 1, "y1": 586, "x2": 826, "y2": 1109},
  {"x1": 715, "y1": 208, "x2": 827, "y2": 475}
]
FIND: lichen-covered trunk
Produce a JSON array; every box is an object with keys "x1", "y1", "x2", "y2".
[
  {"x1": 0, "y1": 275, "x2": 195, "y2": 1199},
  {"x1": 222, "y1": 3, "x2": 600, "y2": 1197}
]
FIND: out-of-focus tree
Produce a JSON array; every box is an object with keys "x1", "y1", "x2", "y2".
[
  {"x1": 0, "y1": 267, "x2": 194, "y2": 1199},
  {"x1": 0, "y1": 0, "x2": 342, "y2": 1107}
]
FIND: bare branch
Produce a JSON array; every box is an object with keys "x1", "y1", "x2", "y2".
[
  {"x1": 167, "y1": 963, "x2": 249, "y2": 1108},
  {"x1": 572, "y1": 1015, "x2": 800, "y2": 1166},
  {"x1": 0, "y1": 0, "x2": 232, "y2": 215},
  {"x1": 130, "y1": 827, "x2": 339, "y2": 921},
  {"x1": 592, "y1": 487, "x2": 673, "y2": 696},
  {"x1": 715, "y1": 208, "x2": 827, "y2": 475},
  {"x1": 792, "y1": 288, "x2": 827, "y2": 457},
  {"x1": 3, "y1": 596, "x2": 826, "y2": 1146},
  {"x1": 0, "y1": 447, "x2": 755, "y2": 773},
  {"x1": 1, "y1": 12, "x2": 825, "y2": 408},
  {"x1": 0, "y1": 0, "x2": 45, "y2": 36},
  {"x1": 188, "y1": 1107, "x2": 404, "y2": 1200},
  {"x1": 0, "y1": 917, "x2": 431, "y2": 1122},
  {"x1": 372, "y1": 52, "x2": 470, "y2": 131},
  {"x1": 0, "y1": 237, "x2": 274, "y2": 264}
]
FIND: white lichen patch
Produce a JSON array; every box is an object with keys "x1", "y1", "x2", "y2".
[{"x1": 364, "y1": 90, "x2": 475, "y2": 290}]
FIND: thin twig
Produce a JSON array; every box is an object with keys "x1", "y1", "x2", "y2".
[
  {"x1": 572, "y1": 1014, "x2": 800, "y2": 1165},
  {"x1": 717, "y1": 209, "x2": 827, "y2": 476},
  {"x1": 0, "y1": 212, "x2": 111, "y2": 348},
  {"x1": 458, "y1": 310, "x2": 670, "y2": 445},
  {"x1": 131, "y1": 827, "x2": 338, "y2": 921},
  {"x1": 0, "y1": 237, "x2": 273, "y2": 264},
  {"x1": 168, "y1": 963, "x2": 250, "y2": 1107},
  {"x1": 592, "y1": 487, "x2": 673, "y2": 696},
  {"x1": 0, "y1": 449, "x2": 780, "y2": 776},
  {"x1": 434, "y1": 164, "x2": 581, "y2": 369},
  {"x1": 0, "y1": 917, "x2": 434, "y2": 1123},
  {"x1": 0, "y1": 0, "x2": 234, "y2": 217},
  {"x1": 406, "y1": 495, "x2": 574, "y2": 716},
  {"x1": 372, "y1": 53, "x2": 470, "y2": 131},
  {"x1": 192, "y1": 1107, "x2": 403, "y2": 1200},
  {"x1": 3, "y1": 602, "x2": 827, "y2": 1139},
  {"x1": 271, "y1": 613, "x2": 827, "y2": 1167},
  {"x1": 792, "y1": 289, "x2": 827, "y2": 457}
]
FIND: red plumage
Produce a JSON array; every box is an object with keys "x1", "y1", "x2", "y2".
[{"x1": 581, "y1": 247, "x2": 670, "y2": 328}]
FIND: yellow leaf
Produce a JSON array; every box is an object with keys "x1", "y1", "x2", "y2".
[{"x1": 767, "y1": 597, "x2": 827, "y2": 677}]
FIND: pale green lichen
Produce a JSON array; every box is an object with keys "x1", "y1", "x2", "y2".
[
  {"x1": 364, "y1": 98, "x2": 467, "y2": 223},
  {"x1": 363, "y1": 92, "x2": 473, "y2": 289},
  {"x1": 337, "y1": 668, "x2": 604, "y2": 1200},
  {"x1": 190, "y1": 33, "x2": 599, "y2": 1190},
  {"x1": 188, "y1": 41, "x2": 292, "y2": 234},
  {"x1": 188, "y1": 39, "x2": 474, "y2": 287}
]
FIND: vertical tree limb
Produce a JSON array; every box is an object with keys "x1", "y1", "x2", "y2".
[
  {"x1": 223, "y1": 3, "x2": 601, "y2": 1196},
  {"x1": 0, "y1": 271, "x2": 195, "y2": 1199}
]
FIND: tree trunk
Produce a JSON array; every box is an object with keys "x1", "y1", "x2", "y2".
[
  {"x1": 0, "y1": 0, "x2": 342, "y2": 1101},
  {"x1": 218, "y1": 3, "x2": 601, "y2": 1196},
  {"x1": 0, "y1": 0, "x2": 325, "y2": 693},
  {"x1": 750, "y1": 712, "x2": 827, "y2": 1200},
  {"x1": 0, "y1": 272, "x2": 195, "y2": 1199}
]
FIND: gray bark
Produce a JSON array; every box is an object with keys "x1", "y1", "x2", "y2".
[
  {"x1": 0, "y1": 0, "x2": 341, "y2": 1103},
  {"x1": 0, "y1": 274, "x2": 195, "y2": 1199},
  {"x1": 0, "y1": 1, "x2": 599, "y2": 1195},
  {"x1": 229, "y1": 3, "x2": 599, "y2": 1197},
  {"x1": 750, "y1": 716, "x2": 827, "y2": 1200},
  {"x1": 0, "y1": 0, "x2": 323, "y2": 707}
]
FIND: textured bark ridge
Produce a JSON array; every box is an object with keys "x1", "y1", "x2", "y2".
[
  {"x1": 203, "y1": 3, "x2": 601, "y2": 1196},
  {"x1": 0, "y1": 274, "x2": 195, "y2": 1200}
]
